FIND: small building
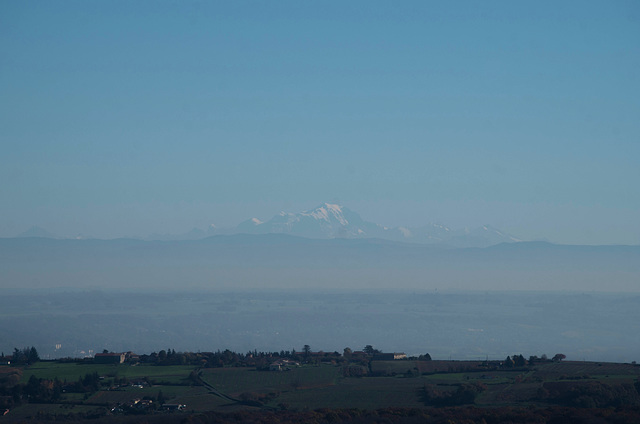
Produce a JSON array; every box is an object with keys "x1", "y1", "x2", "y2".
[
  {"x1": 372, "y1": 352, "x2": 407, "y2": 361},
  {"x1": 94, "y1": 353, "x2": 125, "y2": 364},
  {"x1": 270, "y1": 362, "x2": 284, "y2": 371},
  {"x1": 125, "y1": 352, "x2": 140, "y2": 363},
  {"x1": 270, "y1": 359, "x2": 299, "y2": 371},
  {"x1": 136, "y1": 399, "x2": 153, "y2": 409}
]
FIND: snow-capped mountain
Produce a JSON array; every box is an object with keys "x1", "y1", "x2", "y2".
[
  {"x1": 140, "y1": 202, "x2": 519, "y2": 247},
  {"x1": 236, "y1": 203, "x2": 519, "y2": 248},
  {"x1": 237, "y1": 203, "x2": 383, "y2": 239}
]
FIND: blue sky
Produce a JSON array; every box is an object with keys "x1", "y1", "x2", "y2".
[{"x1": 1, "y1": 1, "x2": 639, "y2": 244}]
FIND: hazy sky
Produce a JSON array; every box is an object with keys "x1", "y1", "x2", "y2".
[{"x1": 1, "y1": 1, "x2": 639, "y2": 244}]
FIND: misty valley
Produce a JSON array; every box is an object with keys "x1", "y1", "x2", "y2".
[
  {"x1": 3, "y1": 290, "x2": 640, "y2": 423},
  {"x1": 2, "y1": 290, "x2": 638, "y2": 364},
  {"x1": 2, "y1": 230, "x2": 640, "y2": 422}
]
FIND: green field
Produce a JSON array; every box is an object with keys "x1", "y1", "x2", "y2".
[
  {"x1": 21, "y1": 362, "x2": 195, "y2": 384},
  {"x1": 277, "y1": 376, "x2": 429, "y2": 409},
  {"x1": 533, "y1": 361, "x2": 640, "y2": 378},
  {"x1": 199, "y1": 364, "x2": 430, "y2": 409},
  {"x1": 201, "y1": 364, "x2": 342, "y2": 396},
  {"x1": 87, "y1": 385, "x2": 206, "y2": 404},
  {"x1": 4, "y1": 359, "x2": 640, "y2": 422},
  {"x1": 4, "y1": 403, "x2": 104, "y2": 422}
]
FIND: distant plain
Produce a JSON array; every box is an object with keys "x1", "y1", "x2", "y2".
[{"x1": 1, "y1": 289, "x2": 638, "y2": 363}]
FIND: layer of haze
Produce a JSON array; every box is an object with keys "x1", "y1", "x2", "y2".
[{"x1": 1, "y1": 1, "x2": 639, "y2": 245}]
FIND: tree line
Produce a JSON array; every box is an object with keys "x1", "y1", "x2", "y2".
[{"x1": 1, "y1": 346, "x2": 40, "y2": 365}]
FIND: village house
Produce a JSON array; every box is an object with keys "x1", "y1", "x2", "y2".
[
  {"x1": 124, "y1": 351, "x2": 140, "y2": 363},
  {"x1": 372, "y1": 352, "x2": 407, "y2": 361},
  {"x1": 269, "y1": 359, "x2": 299, "y2": 371},
  {"x1": 94, "y1": 352, "x2": 125, "y2": 364}
]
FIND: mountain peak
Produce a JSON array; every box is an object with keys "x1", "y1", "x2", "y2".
[
  {"x1": 303, "y1": 203, "x2": 348, "y2": 226},
  {"x1": 323, "y1": 202, "x2": 342, "y2": 210},
  {"x1": 151, "y1": 203, "x2": 520, "y2": 247},
  {"x1": 231, "y1": 203, "x2": 518, "y2": 247}
]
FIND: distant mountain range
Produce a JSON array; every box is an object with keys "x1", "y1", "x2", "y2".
[
  {"x1": 4, "y1": 205, "x2": 640, "y2": 293},
  {"x1": 2, "y1": 234, "x2": 639, "y2": 292},
  {"x1": 234, "y1": 203, "x2": 520, "y2": 248},
  {"x1": 13, "y1": 203, "x2": 520, "y2": 248},
  {"x1": 151, "y1": 203, "x2": 521, "y2": 248}
]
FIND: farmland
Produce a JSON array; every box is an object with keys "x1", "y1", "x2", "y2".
[
  {"x1": 20, "y1": 362, "x2": 195, "y2": 384},
  {"x1": 1, "y1": 358, "x2": 640, "y2": 422},
  {"x1": 199, "y1": 360, "x2": 640, "y2": 410},
  {"x1": 199, "y1": 364, "x2": 342, "y2": 395}
]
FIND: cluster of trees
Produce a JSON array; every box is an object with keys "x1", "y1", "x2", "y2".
[
  {"x1": 70, "y1": 371, "x2": 101, "y2": 393},
  {"x1": 342, "y1": 365, "x2": 368, "y2": 377},
  {"x1": 363, "y1": 345, "x2": 381, "y2": 355},
  {"x1": 139, "y1": 346, "x2": 397, "y2": 368},
  {"x1": 2, "y1": 346, "x2": 40, "y2": 365},
  {"x1": 0, "y1": 376, "x2": 61, "y2": 407},
  {"x1": 504, "y1": 353, "x2": 566, "y2": 368},
  {"x1": 503, "y1": 354, "x2": 527, "y2": 368},
  {"x1": 146, "y1": 349, "x2": 188, "y2": 365},
  {"x1": 3, "y1": 344, "x2": 427, "y2": 370},
  {"x1": 0, "y1": 370, "x2": 106, "y2": 409},
  {"x1": 540, "y1": 380, "x2": 640, "y2": 408},
  {"x1": 528, "y1": 353, "x2": 566, "y2": 365},
  {"x1": 139, "y1": 348, "x2": 304, "y2": 368}
]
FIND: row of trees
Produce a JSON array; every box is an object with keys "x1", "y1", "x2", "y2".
[
  {"x1": 139, "y1": 345, "x2": 409, "y2": 368},
  {"x1": 137, "y1": 348, "x2": 310, "y2": 368},
  {"x1": 1, "y1": 346, "x2": 40, "y2": 365},
  {"x1": 0, "y1": 369, "x2": 141, "y2": 409},
  {"x1": 0, "y1": 375, "x2": 62, "y2": 407},
  {"x1": 503, "y1": 353, "x2": 566, "y2": 368},
  {"x1": 3, "y1": 346, "x2": 559, "y2": 369}
]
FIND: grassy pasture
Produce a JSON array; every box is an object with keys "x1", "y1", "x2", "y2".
[
  {"x1": 421, "y1": 371, "x2": 515, "y2": 385},
  {"x1": 20, "y1": 362, "x2": 117, "y2": 382},
  {"x1": 201, "y1": 365, "x2": 444, "y2": 410},
  {"x1": 200, "y1": 364, "x2": 342, "y2": 396},
  {"x1": 21, "y1": 362, "x2": 195, "y2": 384},
  {"x1": 533, "y1": 361, "x2": 640, "y2": 379},
  {"x1": 475, "y1": 382, "x2": 543, "y2": 406},
  {"x1": 5, "y1": 359, "x2": 640, "y2": 420},
  {"x1": 274, "y1": 376, "x2": 429, "y2": 409},
  {"x1": 171, "y1": 393, "x2": 231, "y2": 411},
  {"x1": 87, "y1": 385, "x2": 206, "y2": 405},
  {"x1": 4, "y1": 403, "x2": 103, "y2": 421},
  {"x1": 370, "y1": 360, "x2": 420, "y2": 375},
  {"x1": 371, "y1": 360, "x2": 495, "y2": 375}
]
